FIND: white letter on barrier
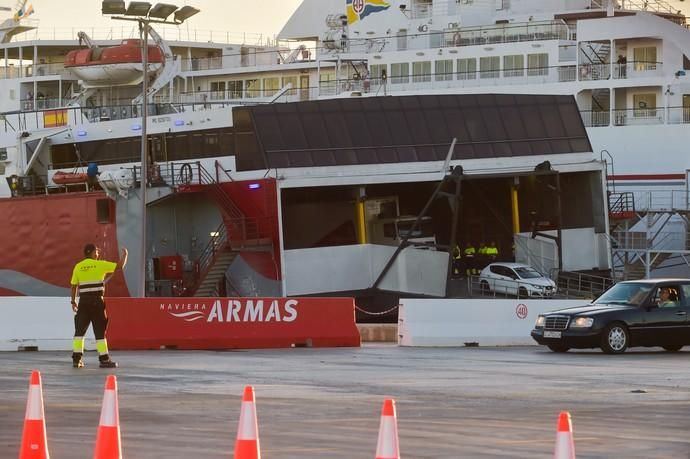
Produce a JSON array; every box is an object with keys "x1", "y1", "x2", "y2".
[
  {"x1": 227, "y1": 300, "x2": 242, "y2": 322},
  {"x1": 244, "y1": 300, "x2": 263, "y2": 322},
  {"x1": 283, "y1": 300, "x2": 298, "y2": 322},
  {"x1": 207, "y1": 300, "x2": 224, "y2": 322},
  {"x1": 265, "y1": 300, "x2": 281, "y2": 322}
]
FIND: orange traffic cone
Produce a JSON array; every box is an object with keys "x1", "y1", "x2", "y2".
[
  {"x1": 93, "y1": 375, "x2": 122, "y2": 459},
  {"x1": 234, "y1": 385, "x2": 261, "y2": 459},
  {"x1": 554, "y1": 411, "x2": 576, "y2": 459},
  {"x1": 19, "y1": 370, "x2": 50, "y2": 459},
  {"x1": 375, "y1": 399, "x2": 400, "y2": 459}
]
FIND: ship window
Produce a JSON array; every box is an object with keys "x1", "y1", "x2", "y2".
[
  {"x1": 245, "y1": 79, "x2": 260, "y2": 98},
  {"x1": 391, "y1": 63, "x2": 409, "y2": 84},
  {"x1": 412, "y1": 61, "x2": 431, "y2": 83},
  {"x1": 457, "y1": 58, "x2": 476, "y2": 80},
  {"x1": 633, "y1": 94, "x2": 657, "y2": 118},
  {"x1": 479, "y1": 56, "x2": 500, "y2": 79},
  {"x1": 397, "y1": 29, "x2": 408, "y2": 51},
  {"x1": 0, "y1": 148, "x2": 6, "y2": 161},
  {"x1": 503, "y1": 54, "x2": 524, "y2": 77},
  {"x1": 527, "y1": 53, "x2": 548, "y2": 76},
  {"x1": 282, "y1": 76, "x2": 298, "y2": 96},
  {"x1": 210, "y1": 81, "x2": 225, "y2": 100},
  {"x1": 228, "y1": 80, "x2": 243, "y2": 99},
  {"x1": 370, "y1": 64, "x2": 387, "y2": 82},
  {"x1": 263, "y1": 77, "x2": 280, "y2": 96},
  {"x1": 633, "y1": 47, "x2": 657, "y2": 71},
  {"x1": 435, "y1": 60, "x2": 453, "y2": 81}
]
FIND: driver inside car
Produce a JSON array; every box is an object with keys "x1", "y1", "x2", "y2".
[{"x1": 657, "y1": 287, "x2": 679, "y2": 308}]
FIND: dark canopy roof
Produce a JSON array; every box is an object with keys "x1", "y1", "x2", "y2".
[{"x1": 231, "y1": 94, "x2": 591, "y2": 171}]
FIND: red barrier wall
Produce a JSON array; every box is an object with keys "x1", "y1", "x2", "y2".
[{"x1": 107, "y1": 297, "x2": 361, "y2": 350}]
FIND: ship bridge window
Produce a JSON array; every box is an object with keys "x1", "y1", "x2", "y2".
[
  {"x1": 263, "y1": 77, "x2": 280, "y2": 96},
  {"x1": 210, "y1": 81, "x2": 226, "y2": 100},
  {"x1": 0, "y1": 148, "x2": 6, "y2": 161},
  {"x1": 457, "y1": 58, "x2": 476, "y2": 80},
  {"x1": 370, "y1": 64, "x2": 387, "y2": 82},
  {"x1": 245, "y1": 79, "x2": 260, "y2": 98},
  {"x1": 228, "y1": 80, "x2": 243, "y2": 99},
  {"x1": 412, "y1": 61, "x2": 432, "y2": 83},
  {"x1": 480, "y1": 56, "x2": 500, "y2": 79},
  {"x1": 282, "y1": 76, "x2": 298, "y2": 96},
  {"x1": 435, "y1": 60, "x2": 453, "y2": 81},
  {"x1": 503, "y1": 54, "x2": 524, "y2": 77},
  {"x1": 527, "y1": 53, "x2": 548, "y2": 76},
  {"x1": 391, "y1": 63, "x2": 410, "y2": 84}
]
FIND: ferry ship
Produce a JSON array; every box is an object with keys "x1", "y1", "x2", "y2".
[{"x1": 0, "y1": 0, "x2": 687, "y2": 301}]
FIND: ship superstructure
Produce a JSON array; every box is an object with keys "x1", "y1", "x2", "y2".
[{"x1": 0, "y1": 0, "x2": 687, "y2": 301}]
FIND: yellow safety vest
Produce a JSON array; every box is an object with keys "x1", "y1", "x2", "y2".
[{"x1": 70, "y1": 258, "x2": 117, "y2": 294}]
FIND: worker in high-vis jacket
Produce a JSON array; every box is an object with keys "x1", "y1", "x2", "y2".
[{"x1": 70, "y1": 243, "x2": 128, "y2": 368}]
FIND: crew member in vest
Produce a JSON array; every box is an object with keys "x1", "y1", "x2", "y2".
[
  {"x1": 486, "y1": 241, "x2": 499, "y2": 261},
  {"x1": 70, "y1": 244, "x2": 128, "y2": 368},
  {"x1": 451, "y1": 244, "x2": 465, "y2": 278}
]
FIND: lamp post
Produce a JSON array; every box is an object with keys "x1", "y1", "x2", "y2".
[{"x1": 102, "y1": 1, "x2": 199, "y2": 297}]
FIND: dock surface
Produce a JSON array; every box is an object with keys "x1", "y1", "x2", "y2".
[{"x1": 2, "y1": 345, "x2": 690, "y2": 458}]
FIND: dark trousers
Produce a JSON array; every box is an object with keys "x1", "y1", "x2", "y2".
[{"x1": 74, "y1": 294, "x2": 108, "y2": 341}]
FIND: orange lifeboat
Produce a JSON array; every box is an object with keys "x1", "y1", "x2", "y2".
[
  {"x1": 64, "y1": 39, "x2": 163, "y2": 85},
  {"x1": 52, "y1": 171, "x2": 89, "y2": 185}
]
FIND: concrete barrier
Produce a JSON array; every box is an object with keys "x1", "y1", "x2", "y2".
[
  {"x1": 0, "y1": 297, "x2": 94, "y2": 351},
  {"x1": 398, "y1": 298, "x2": 588, "y2": 347},
  {"x1": 107, "y1": 297, "x2": 361, "y2": 349},
  {"x1": 0, "y1": 296, "x2": 361, "y2": 351}
]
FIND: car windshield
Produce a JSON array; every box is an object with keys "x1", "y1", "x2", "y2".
[
  {"x1": 514, "y1": 267, "x2": 543, "y2": 279},
  {"x1": 594, "y1": 283, "x2": 653, "y2": 306}
]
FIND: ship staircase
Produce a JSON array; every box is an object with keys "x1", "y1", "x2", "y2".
[
  {"x1": 579, "y1": 40, "x2": 611, "y2": 81},
  {"x1": 152, "y1": 161, "x2": 273, "y2": 297},
  {"x1": 608, "y1": 190, "x2": 690, "y2": 281}
]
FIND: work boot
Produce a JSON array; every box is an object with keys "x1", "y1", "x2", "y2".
[
  {"x1": 99, "y1": 355, "x2": 118, "y2": 369},
  {"x1": 72, "y1": 352, "x2": 84, "y2": 368}
]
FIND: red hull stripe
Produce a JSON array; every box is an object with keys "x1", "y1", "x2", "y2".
[{"x1": 608, "y1": 174, "x2": 686, "y2": 181}]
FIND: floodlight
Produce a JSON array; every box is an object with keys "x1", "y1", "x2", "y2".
[
  {"x1": 174, "y1": 5, "x2": 200, "y2": 23},
  {"x1": 149, "y1": 3, "x2": 178, "y2": 19},
  {"x1": 101, "y1": 0, "x2": 126, "y2": 15},
  {"x1": 125, "y1": 1, "x2": 152, "y2": 16}
]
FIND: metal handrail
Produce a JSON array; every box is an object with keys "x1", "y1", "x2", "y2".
[{"x1": 192, "y1": 221, "x2": 228, "y2": 293}]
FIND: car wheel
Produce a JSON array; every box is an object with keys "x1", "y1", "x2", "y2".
[
  {"x1": 601, "y1": 322, "x2": 629, "y2": 354},
  {"x1": 547, "y1": 344, "x2": 570, "y2": 353},
  {"x1": 480, "y1": 280, "x2": 490, "y2": 295},
  {"x1": 662, "y1": 345, "x2": 683, "y2": 352},
  {"x1": 518, "y1": 287, "x2": 528, "y2": 299}
]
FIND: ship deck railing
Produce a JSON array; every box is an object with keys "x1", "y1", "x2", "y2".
[{"x1": 3, "y1": 24, "x2": 273, "y2": 47}]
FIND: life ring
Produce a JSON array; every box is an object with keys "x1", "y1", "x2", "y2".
[{"x1": 179, "y1": 163, "x2": 193, "y2": 184}]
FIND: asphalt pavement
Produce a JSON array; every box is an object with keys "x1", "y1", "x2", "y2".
[{"x1": 2, "y1": 345, "x2": 690, "y2": 458}]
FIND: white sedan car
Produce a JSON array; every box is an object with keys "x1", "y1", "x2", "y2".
[{"x1": 479, "y1": 262, "x2": 557, "y2": 298}]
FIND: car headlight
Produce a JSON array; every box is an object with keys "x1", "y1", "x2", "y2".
[
  {"x1": 535, "y1": 315, "x2": 545, "y2": 327},
  {"x1": 570, "y1": 317, "x2": 594, "y2": 328}
]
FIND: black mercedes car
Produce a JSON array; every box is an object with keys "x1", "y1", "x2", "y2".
[{"x1": 531, "y1": 279, "x2": 690, "y2": 353}]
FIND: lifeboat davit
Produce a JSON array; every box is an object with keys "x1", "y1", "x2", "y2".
[{"x1": 64, "y1": 39, "x2": 163, "y2": 86}]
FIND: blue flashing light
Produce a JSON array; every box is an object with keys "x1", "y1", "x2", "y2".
[
  {"x1": 77, "y1": 130, "x2": 87, "y2": 137},
  {"x1": 248, "y1": 183, "x2": 261, "y2": 190},
  {"x1": 131, "y1": 124, "x2": 142, "y2": 131},
  {"x1": 174, "y1": 119, "x2": 185, "y2": 126}
]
